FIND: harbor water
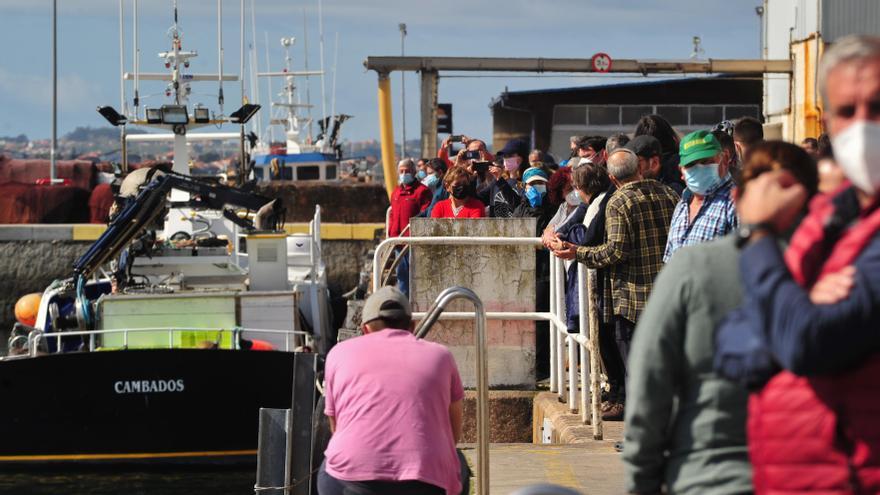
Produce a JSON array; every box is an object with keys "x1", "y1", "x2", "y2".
[{"x1": 0, "y1": 469, "x2": 255, "y2": 494}]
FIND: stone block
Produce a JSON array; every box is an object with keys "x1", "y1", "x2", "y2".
[{"x1": 410, "y1": 217, "x2": 537, "y2": 388}]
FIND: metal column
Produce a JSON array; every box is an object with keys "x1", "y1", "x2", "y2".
[
  {"x1": 377, "y1": 72, "x2": 398, "y2": 199},
  {"x1": 420, "y1": 69, "x2": 438, "y2": 159}
]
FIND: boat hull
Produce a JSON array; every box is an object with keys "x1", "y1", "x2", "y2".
[{"x1": 0, "y1": 349, "x2": 296, "y2": 466}]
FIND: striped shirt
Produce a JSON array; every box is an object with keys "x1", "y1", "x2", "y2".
[
  {"x1": 576, "y1": 179, "x2": 679, "y2": 324},
  {"x1": 663, "y1": 178, "x2": 737, "y2": 263}
]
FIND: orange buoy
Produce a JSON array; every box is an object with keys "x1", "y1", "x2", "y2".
[
  {"x1": 249, "y1": 339, "x2": 276, "y2": 351},
  {"x1": 14, "y1": 293, "x2": 42, "y2": 327}
]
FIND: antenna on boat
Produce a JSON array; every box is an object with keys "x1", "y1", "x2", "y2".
[
  {"x1": 303, "y1": 8, "x2": 313, "y2": 142},
  {"x1": 217, "y1": 0, "x2": 225, "y2": 113},
  {"x1": 317, "y1": 0, "x2": 327, "y2": 149}
]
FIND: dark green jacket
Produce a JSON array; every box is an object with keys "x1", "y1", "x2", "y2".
[{"x1": 623, "y1": 235, "x2": 751, "y2": 495}]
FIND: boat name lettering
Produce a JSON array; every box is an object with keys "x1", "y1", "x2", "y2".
[{"x1": 113, "y1": 379, "x2": 185, "y2": 394}]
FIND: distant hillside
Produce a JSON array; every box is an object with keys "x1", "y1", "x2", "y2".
[{"x1": 63, "y1": 126, "x2": 144, "y2": 142}]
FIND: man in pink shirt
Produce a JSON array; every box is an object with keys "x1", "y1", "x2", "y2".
[{"x1": 319, "y1": 286, "x2": 464, "y2": 495}]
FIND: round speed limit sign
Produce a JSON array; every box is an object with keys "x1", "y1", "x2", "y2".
[{"x1": 591, "y1": 52, "x2": 612, "y2": 73}]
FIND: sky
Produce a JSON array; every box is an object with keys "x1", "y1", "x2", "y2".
[{"x1": 0, "y1": 0, "x2": 763, "y2": 146}]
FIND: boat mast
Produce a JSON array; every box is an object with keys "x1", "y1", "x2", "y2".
[
  {"x1": 263, "y1": 31, "x2": 275, "y2": 144},
  {"x1": 249, "y1": 0, "x2": 261, "y2": 138},
  {"x1": 330, "y1": 32, "x2": 339, "y2": 147},
  {"x1": 239, "y1": 0, "x2": 246, "y2": 184},
  {"x1": 217, "y1": 0, "x2": 225, "y2": 113},
  {"x1": 317, "y1": 0, "x2": 327, "y2": 148},
  {"x1": 119, "y1": 0, "x2": 128, "y2": 172},
  {"x1": 133, "y1": 0, "x2": 140, "y2": 119},
  {"x1": 303, "y1": 8, "x2": 313, "y2": 142},
  {"x1": 50, "y1": 0, "x2": 57, "y2": 183}
]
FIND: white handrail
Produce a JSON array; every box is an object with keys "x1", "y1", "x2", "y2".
[
  {"x1": 371, "y1": 234, "x2": 604, "y2": 440},
  {"x1": 30, "y1": 327, "x2": 309, "y2": 357}
]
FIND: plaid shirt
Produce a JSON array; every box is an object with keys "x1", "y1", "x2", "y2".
[
  {"x1": 663, "y1": 177, "x2": 737, "y2": 262},
  {"x1": 576, "y1": 179, "x2": 679, "y2": 323}
]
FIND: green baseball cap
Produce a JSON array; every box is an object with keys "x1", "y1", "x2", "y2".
[{"x1": 679, "y1": 130, "x2": 722, "y2": 167}]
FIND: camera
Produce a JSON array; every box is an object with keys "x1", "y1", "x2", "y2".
[
  {"x1": 463, "y1": 150, "x2": 481, "y2": 161},
  {"x1": 449, "y1": 135, "x2": 464, "y2": 143},
  {"x1": 472, "y1": 161, "x2": 490, "y2": 173}
]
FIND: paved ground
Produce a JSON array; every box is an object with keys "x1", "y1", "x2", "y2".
[{"x1": 460, "y1": 422, "x2": 626, "y2": 495}]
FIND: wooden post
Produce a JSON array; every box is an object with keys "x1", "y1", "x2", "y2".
[{"x1": 587, "y1": 268, "x2": 603, "y2": 440}]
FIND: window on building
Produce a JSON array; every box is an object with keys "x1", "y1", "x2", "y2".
[
  {"x1": 656, "y1": 106, "x2": 689, "y2": 126},
  {"x1": 725, "y1": 105, "x2": 761, "y2": 121},
  {"x1": 621, "y1": 106, "x2": 654, "y2": 125},
  {"x1": 553, "y1": 106, "x2": 587, "y2": 126},
  {"x1": 588, "y1": 106, "x2": 620, "y2": 126},
  {"x1": 690, "y1": 106, "x2": 725, "y2": 125}
]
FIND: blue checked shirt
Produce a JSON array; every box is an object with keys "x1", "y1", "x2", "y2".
[{"x1": 663, "y1": 177, "x2": 737, "y2": 262}]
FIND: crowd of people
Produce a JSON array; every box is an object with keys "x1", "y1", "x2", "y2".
[{"x1": 319, "y1": 33, "x2": 880, "y2": 495}]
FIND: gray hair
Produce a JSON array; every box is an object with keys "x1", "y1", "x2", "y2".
[
  {"x1": 818, "y1": 35, "x2": 880, "y2": 102},
  {"x1": 606, "y1": 149, "x2": 639, "y2": 181},
  {"x1": 606, "y1": 133, "x2": 631, "y2": 154},
  {"x1": 397, "y1": 158, "x2": 414, "y2": 170}
]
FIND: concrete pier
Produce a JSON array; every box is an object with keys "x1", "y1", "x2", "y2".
[{"x1": 460, "y1": 440, "x2": 625, "y2": 495}]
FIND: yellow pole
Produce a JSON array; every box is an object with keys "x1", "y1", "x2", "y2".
[{"x1": 377, "y1": 72, "x2": 397, "y2": 199}]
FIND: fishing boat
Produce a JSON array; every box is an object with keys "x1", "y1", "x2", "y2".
[
  {"x1": 250, "y1": 33, "x2": 351, "y2": 182},
  {"x1": 0, "y1": 0, "x2": 331, "y2": 466}
]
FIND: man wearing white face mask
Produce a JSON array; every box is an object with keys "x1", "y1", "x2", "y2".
[
  {"x1": 714, "y1": 35, "x2": 880, "y2": 495},
  {"x1": 663, "y1": 130, "x2": 737, "y2": 262}
]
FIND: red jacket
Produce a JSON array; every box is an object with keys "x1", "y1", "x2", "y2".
[
  {"x1": 430, "y1": 197, "x2": 486, "y2": 218},
  {"x1": 749, "y1": 188, "x2": 880, "y2": 495},
  {"x1": 388, "y1": 183, "x2": 431, "y2": 237}
]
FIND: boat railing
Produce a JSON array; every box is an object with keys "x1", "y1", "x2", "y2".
[
  {"x1": 415, "y1": 286, "x2": 489, "y2": 495},
  {"x1": 372, "y1": 235, "x2": 605, "y2": 440},
  {"x1": 25, "y1": 327, "x2": 311, "y2": 358}
]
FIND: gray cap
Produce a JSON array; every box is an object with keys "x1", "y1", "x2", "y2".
[
  {"x1": 625, "y1": 135, "x2": 662, "y2": 158},
  {"x1": 362, "y1": 286, "x2": 412, "y2": 325}
]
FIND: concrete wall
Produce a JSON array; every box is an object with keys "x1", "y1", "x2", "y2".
[{"x1": 410, "y1": 217, "x2": 536, "y2": 389}]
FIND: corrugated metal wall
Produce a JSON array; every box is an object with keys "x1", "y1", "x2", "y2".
[{"x1": 822, "y1": 0, "x2": 880, "y2": 42}]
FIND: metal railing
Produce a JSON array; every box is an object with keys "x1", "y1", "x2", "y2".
[
  {"x1": 372, "y1": 235, "x2": 605, "y2": 441},
  {"x1": 416, "y1": 286, "x2": 489, "y2": 495},
  {"x1": 21, "y1": 327, "x2": 310, "y2": 358}
]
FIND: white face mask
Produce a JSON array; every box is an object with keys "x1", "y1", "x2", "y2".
[
  {"x1": 832, "y1": 121, "x2": 880, "y2": 195},
  {"x1": 565, "y1": 189, "x2": 582, "y2": 206}
]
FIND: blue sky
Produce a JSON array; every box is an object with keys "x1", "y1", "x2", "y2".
[{"x1": 0, "y1": 0, "x2": 763, "y2": 145}]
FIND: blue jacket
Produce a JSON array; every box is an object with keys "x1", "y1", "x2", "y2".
[
  {"x1": 714, "y1": 233, "x2": 880, "y2": 388},
  {"x1": 562, "y1": 191, "x2": 612, "y2": 331}
]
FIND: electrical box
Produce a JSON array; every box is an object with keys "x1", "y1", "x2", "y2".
[{"x1": 247, "y1": 233, "x2": 289, "y2": 291}]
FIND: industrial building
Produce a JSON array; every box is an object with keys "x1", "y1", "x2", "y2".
[
  {"x1": 763, "y1": 0, "x2": 880, "y2": 140},
  {"x1": 491, "y1": 76, "x2": 762, "y2": 160}
]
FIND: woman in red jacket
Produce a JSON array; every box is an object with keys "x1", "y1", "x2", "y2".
[{"x1": 430, "y1": 166, "x2": 485, "y2": 219}]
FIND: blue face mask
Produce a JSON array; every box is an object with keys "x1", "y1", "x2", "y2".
[
  {"x1": 525, "y1": 184, "x2": 546, "y2": 207},
  {"x1": 416, "y1": 170, "x2": 427, "y2": 180},
  {"x1": 683, "y1": 163, "x2": 721, "y2": 195},
  {"x1": 399, "y1": 173, "x2": 415, "y2": 185},
  {"x1": 423, "y1": 174, "x2": 440, "y2": 190}
]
